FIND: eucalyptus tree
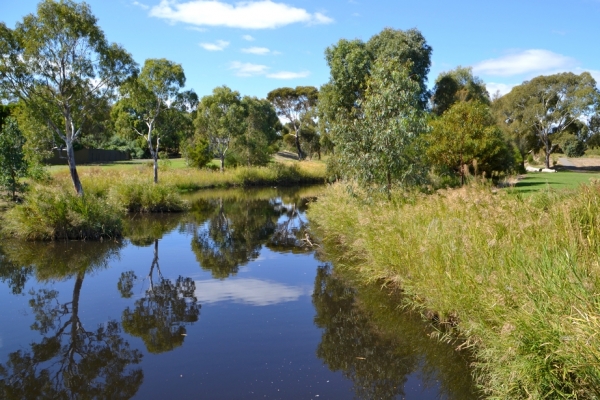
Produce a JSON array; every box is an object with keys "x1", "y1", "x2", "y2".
[
  {"x1": 430, "y1": 66, "x2": 490, "y2": 116},
  {"x1": 234, "y1": 96, "x2": 281, "y2": 166},
  {"x1": 318, "y1": 28, "x2": 432, "y2": 194},
  {"x1": 0, "y1": 0, "x2": 136, "y2": 195},
  {"x1": 117, "y1": 58, "x2": 186, "y2": 183},
  {"x1": 494, "y1": 72, "x2": 599, "y2": 169},
  {"x1": 267, "y1": 86, "x2": 318, "y2": 160},
  {"x1": 194, "y1": 86, "x2": 246, "y2": 172}
]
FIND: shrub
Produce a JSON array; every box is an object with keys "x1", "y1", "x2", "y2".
[
  {"x1": 108, "y1": 178, "x2": 187, "y2": 212},
  {"x1": 563, "y1": 137, "x2": 586, "y2": 157}
]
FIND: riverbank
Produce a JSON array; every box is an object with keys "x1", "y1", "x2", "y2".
[
  {"x1": 1, "y1": 161, "x2": 326, "y2": 240},
  {"x1": 308, "y1": 183, "x2": 600, "y2": 398}
]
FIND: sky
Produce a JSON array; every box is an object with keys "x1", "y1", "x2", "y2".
[{"x1": 2, "y1": 0, "x2": 600, "y2": 100}]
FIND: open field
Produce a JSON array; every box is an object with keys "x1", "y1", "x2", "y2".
[{"x1": 509, "y1": 170, "x2": 600, "y2": 194}]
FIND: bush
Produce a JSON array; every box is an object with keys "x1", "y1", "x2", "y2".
[
  {"x1": 108, "y1": 178, "x2": 187, "y2": 212},
  {"x1": 2, "y1": 185, "x2": 124, "y2": 240},
  {"x1": 563, "y1": 137, "x2": 586, "y2": 157}
]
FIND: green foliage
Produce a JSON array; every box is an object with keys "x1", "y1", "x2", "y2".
[
  {"x1": 2, "y1": 185, "x2": 124, "y2": 240},
  {"x1": 330, "y1": 57, "x2": 428, "y2": 196},
  {"x1": 562, "y1": 136, "x2": 586, "y2": 157},
  {"x1": 107, "y1": 178, "x2": 187, "y2": 213},
  {"x1": 0, "y1": 0, "x2": 137, "y2": 195},
  {"x1": 267, "y1": 86, "x2": 318, "y2": 160},
  {"x1": 427, "y1": 101, "x2": 514, "y2": 184},
  {"x1": 194, "y1": 86, "x2": 246, "y2": 172},
  {"x1": 182, "y1": 135, "x2": 211, "y2": 168},
  {"x1": 0, "y1": 117, "x2": 28, "y2": 201},
  {"x1": 117, "y1": 58, "x2": 186, "y2": 183},
  {"x1": 232, "y1": 96, "x2": 280, "y2": 166},
  {"x1": 431, "y1": 66, "x2": 490, "y2": 116},
  {"x1": 103, "y1": 135, "x2": 146, "y2": 159},
  {"x1": 494, "y1": 72, "x2": 600, "y2": 168},
  {"x1": 319, "y1": 28, "x2": 432, "y2": 194}
]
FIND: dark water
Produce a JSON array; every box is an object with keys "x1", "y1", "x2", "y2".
[{"x1": 0, "y1": 186, "x2": 478, "y2": 399}]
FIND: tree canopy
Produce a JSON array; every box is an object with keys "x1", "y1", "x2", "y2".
[
  {"x1": 267, "y1": 86, "x2": 318, "y2": 160},
  {"x1": 431, "y1": 66, "x2": 490, "y2": 116},
  {"x1": 427, "y1": 101, "x2": 514, "y2": 184},
  {"x1": 0, "y1": 0, "x2": 136, "y2": 195},
  {"x1": 494, "y1": 72, "x2": 599, "y2": 168},
  {"x1": 116, "y1": 58, "x2": 186, "y2": 183}
]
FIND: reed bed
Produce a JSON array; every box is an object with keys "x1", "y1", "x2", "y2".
[{"x1": 308, "y1": 183, "x2": 600, "y2": 398}]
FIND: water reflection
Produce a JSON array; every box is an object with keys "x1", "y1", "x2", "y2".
[
  {"x1": 120, "y1": 239, "x2": 200, "y2": 354},
  {"x1": 0, "y1": 242, "x2": 143, "y2": 399},
  {"x1": 313, "y1": 264, "x2": 478, "y2": 399},
  {"x1": 194, "y1": 278, "x2": 305, "y2": 306},
  {"x1": 185, "y1": 189, "x2": 319, "y2": 280}
]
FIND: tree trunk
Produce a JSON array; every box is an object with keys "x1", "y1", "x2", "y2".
[
  {"x1": 153, "y1": 153, "x2": 159, "y2": 184},
  {"x1": 220, "y1": 154, "x2": 225, "y2": 173},
  {"x1": 66, "y1": 141, "x2": 84, "y2": 196},
  {"x1": 294, "y1": 131, "x2": 304, "y2": 161},
  {"x1": 545, "y1": 145, "x2": 551, "y2": 169}
]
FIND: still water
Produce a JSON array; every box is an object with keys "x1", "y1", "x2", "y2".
[{"x1": 0, "y1": 186, "x2": 478, "y2": 399}]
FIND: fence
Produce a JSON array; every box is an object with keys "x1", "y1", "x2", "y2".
[{"x1": 45, "y1": 149, "x2": 130, "y2": 165}]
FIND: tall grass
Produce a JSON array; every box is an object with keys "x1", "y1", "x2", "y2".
[
  {"x1": 2, "y1": 184, "x2": 123, "y2": 240},
  {"x1": 308, "y1": 183, "x2": 600, "y2": 398}
]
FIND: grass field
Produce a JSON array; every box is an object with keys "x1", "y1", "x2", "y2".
[{"x1": 509, "y1": 170, "x2": 600, "y2": 194}]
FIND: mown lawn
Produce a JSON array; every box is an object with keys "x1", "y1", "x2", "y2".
[{"x1": 509, "y1": 170, "x2": 600, "y2": 194}]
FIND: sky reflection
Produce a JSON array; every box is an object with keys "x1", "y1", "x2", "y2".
[{"x1": 194, "y1": 278, "x2": 308, "y2": 306}]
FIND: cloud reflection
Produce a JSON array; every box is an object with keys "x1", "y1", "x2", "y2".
[{"x1": 194, "y1": 279, "x2": 306, "y2": 306}]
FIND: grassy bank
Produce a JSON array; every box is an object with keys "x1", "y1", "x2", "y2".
[
  {"x1": 1, "y1": 160, "x2": 326, "y2": 240},
  {"x1": 308, "y1": 183, "x2": 600, "y2": 398}
]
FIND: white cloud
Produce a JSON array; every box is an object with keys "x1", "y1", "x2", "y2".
[
  {"x1": 199, "y1": 40, "x2": 229, "y2": 51},
  {"x1": 473, "y1": 49, "x2": 577, "y2": 77},
  {"x1": 229, "y1": 61, "x2": 309, "y2": 79},
  {"x1": 149, "y1": 0, "x2": 334, "y2": 29},
  {"x1": 194, "y1": 279, "x2": 307, "y2": 306},
  {"x1": 187, "y1": 26, "x2": 207, "y2": 32},
  {"x1": 242, "y1": 34, "x2": 255, "y2": 41},
  {"x1": 266, "y1": 70, "x2": 310, "y2": 79},
  {"x1": 242, "y1": 47, "x2": 271, "y2": 55},
  {"x1": 230, "y1": 61, "x2": 269, "y2": 77},
  {"x1": 486, "y1": 82, "x2": 517, "y2": 97},
  {"x1": 132, "y1": 1, "x2": 149, "y2": 10}
]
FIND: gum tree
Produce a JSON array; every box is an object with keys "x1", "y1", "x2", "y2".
[
  {"x1": 318, "y1": 28, "x2": 432, "y2": 192},
  {"x1": 116, "y1": 58, "x2": 186, "y2": 183},
  {"x1": 495, "y1": 72, "x2": 599, "y2": 169},
  {"x1": 194, "y1": 86, "x2": 246, "y2": 172},
  {"x1": 267, "y1": 86, "x2": 318, "y2": 160},
  {"x1": 0, "y1": 0, "x2": 136, "y2": 195}
]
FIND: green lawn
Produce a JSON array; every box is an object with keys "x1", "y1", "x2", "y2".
[{"x1": 509, "y1": 170, "x2": 600, "y2": 194}]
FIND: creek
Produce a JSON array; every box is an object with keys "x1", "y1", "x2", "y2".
[{"x1": 0, "y1": 186, "x2": 477, "y2": 399}]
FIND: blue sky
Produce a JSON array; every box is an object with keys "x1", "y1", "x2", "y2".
[{"x1": 2, "y1": 0, "x2": 600, "y2": 100}]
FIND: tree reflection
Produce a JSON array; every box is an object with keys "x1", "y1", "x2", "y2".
[
  {"x1": 189, "y1": 198, "x2": 278, "y2": 278},
  {"x1": 120, "y1": 239, "x2": 200, "y2": 354},
  {"x1": 0, "y1": 247, "x2": 32, "y2": 295},
  {"x1": 0, "y1": 263, "x2": 143, "y2": 399},
  {"x1": 312, "y1": 264, "x2": 477, "y2": 400},
  {"x1": 123, "y1": 213, "x2": 182, "y2": 247},
  {"x1": 188, "y1": 194, "x2": 316, "y2": 278},
  {"x1": 313, "y1": 264, "x2": 416, "y2": 399}
]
